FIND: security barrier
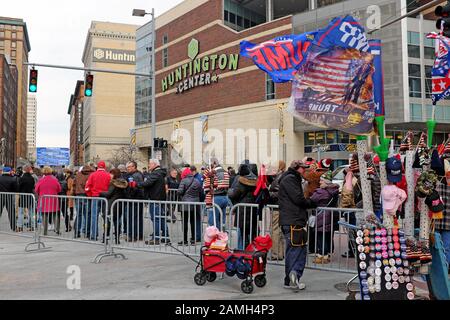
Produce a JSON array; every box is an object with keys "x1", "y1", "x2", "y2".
[
  {"x1": 229, "y1": 203, "x2": 364, "y2": 273},
  {"x1": 103, "y1": 199, "x2": 224, "y2": 262}
]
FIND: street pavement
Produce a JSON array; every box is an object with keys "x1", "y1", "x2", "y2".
[{"x1": 0, "y1": 233, "x2": 353, "y2": 300}]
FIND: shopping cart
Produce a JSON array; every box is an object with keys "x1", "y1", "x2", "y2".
[
  {"x1": 194, "y1": 246, "x2": 268, "y2": 294},
  {"x1": 338, "y1": 220, "x2": 360, "y2": 300}
]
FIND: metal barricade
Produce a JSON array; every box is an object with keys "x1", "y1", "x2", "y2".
[
  {"x1": 229, "y1": 203, "x2": 364, "y2": 274},
  {"x1": 34, "y1": 195, "x2": 111, "y2": 261},
  {"x1": 103, "y1": 199, "x2": 224, "y2": 261}
]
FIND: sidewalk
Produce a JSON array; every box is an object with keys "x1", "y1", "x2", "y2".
[{"x1": 0, "y1": 233, "x2": 352, "y2": 300}]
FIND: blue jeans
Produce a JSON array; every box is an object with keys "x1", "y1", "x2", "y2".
[
  {"x1": 439, "y1": 230, "x2": 450, "y2": 265},
  {"x1": 282, "y1": 226, "x2": 307, "y2": 285},
  {"x1": 207, "y1": 195, "x2": 228, "y2": 230},
  {"x1": 149, "y1": 203, "x2": 169, "y2": 241},
  {"x1": 74, "y1": 197, "x2": 89, "y2": 237},
  {"x1": 17, "y1": 207, "x2": 35, "y2": 229},
  {"x1": 89, "y1": 198, "x2": 104, "y2": 241}
]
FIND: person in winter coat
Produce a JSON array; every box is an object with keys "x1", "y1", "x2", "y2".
[
  {"x1": 278, "y1": 160, "x2": 317, "y2": 291},
  {"x1": 228, "y1": 163, "x2": 258, "y2": 250},
  {"x1": 123, "y1": 161, "x2": 145, "y2": 242},
  {"x1": 310, "y1": 171, "x2": 340, "y2": 264},
  {"x1": 268, "y1": 160, "x2": 286, "y2": 260},
  {"x1": 0, "y1": 167, "x2": 19, "y2": 231},
  {"x1": 35, "y1": 166, "x2": 62, "y2": 236},
  {"x1": 228, "y1": 167, "x2": 237, "y2": 188},
  {"x1": 73, "y1": 165, "x2": 93, "y2": 238},
  {"x1": 63, "y1": 169, "x2": 75, "y2": 232},
  {"x1": 100, "y1": 168, "x2": 128, "y2": 244},
  {"x1": 84, "y1": 161, "x2": 111, "y2": 241},
  {"x1": 177, "y1": 167, "x2": 203, "y2": 245},
  {"x1": 17, "y1": 165, "x2": 36, "y2": 231},
  {"x1": 137, "y1": 159, "x2": 169, "y2": 245}
]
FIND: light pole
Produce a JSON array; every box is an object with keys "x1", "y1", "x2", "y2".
[{"x1": 133, "y1": 8, "x2": 156, "y2": 159}]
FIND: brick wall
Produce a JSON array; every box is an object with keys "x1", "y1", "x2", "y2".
[{"x1": 154, "y1": 0, "x2": 292, "y2": 122}]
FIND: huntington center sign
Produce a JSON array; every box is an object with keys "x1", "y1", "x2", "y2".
[
  {"x1": 162, "y1": 38, "x2": 240, "y2": 94},
  {"x1": 93, "y1": 48, "x2": 136, "y2": 65}
]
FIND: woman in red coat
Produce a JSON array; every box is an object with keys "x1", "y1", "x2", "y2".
[{"x1": 35, "y1": 166, "x2": 62, "y2": 235}]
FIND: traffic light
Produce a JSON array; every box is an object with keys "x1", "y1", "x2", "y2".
[
  {"x1": 153, "y1": 138, "x2": 168, "y2": 149},
  {"x1": 436, "y1": 2, "x2": 450, "y2": 37},
  {"x1": 29, "y1": 69, "x2": 38, "y2": 92},
  {"x1": 84, "y1": 73, "x2": 94, "y2": 97}
]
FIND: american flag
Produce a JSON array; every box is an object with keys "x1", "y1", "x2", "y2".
[
  {"x1": 299, "y1": 54, "x2": 357, "y2": 96},
  {"x1": 400, "y1": 131, "x2": 413, "y2": 152},
  {"x1": 418, "y1": 132, "x2": 428, "y2": 149}
]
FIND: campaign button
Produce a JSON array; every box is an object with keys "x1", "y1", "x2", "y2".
[
  {"x1": 376, "y1": 252, "x2": 382, "y2": 260},
  {"x1": 393, "y1": 236, "x2": 399, "y2": 243},
  {"x1": 382, "y1": 259, "x2": 390, "y2": 266},
  {"x1": 359, "y1": 253, "x2": 367, "y2": 261},
  {"x1": 392, "y1": 281, "x2": 399, "y2": 290},
  {"x1": 364, "y1": 246, "x2": 370, "y2": 254},
  {"x1": 397, "y1": 267, "x2": 404, "y2": 275},
  {"x1": 364, "y1": 237, "x2": 370, "y2": 245},
  {"x1": 375, "y1": 276, "x2": 382, "y2": 284},
  {"x1": 375, "y1": 268, "x2": 382, "y2": 276},
  {"x1": 392, "y1": 273, "x2": 399, "y2": 282},
  {"x1": 394, "y1": 243, "x2": 401, "y2": 250},
  {"x1": 360, "y1": 271, "x2": 367, "y2": 279},
  {"x1": 357, "y1": 230, "x2": 364, "y2": 237},
  {"x1": 385, "y1": 274, "x2": 392, "y2": 282},
  {"x1": 375, "y1": 260, "x2": 382, "y2": 268},
  {"x1": 396, "y1": 258, "x2": 402, "y2": 266},
  {"x1": 363, "y1": 295, "x2": 371, "y2": 300},
  {"x1": 390, "y1": 266, "x2": 397, "y2": 274},
  {"x1": 381, "y1": 229, "x2": 387, "y2": 237},
  {"x1": 407, "y1": 292, "x2": 415, "y2": 300},
  {"x1": 359, "y1": 261, "x2": 367, "y2": 270},
  {"x1": 406, "y1": 283, "x2": 414, "y2": 291},
  {"x1": 399, "y1": 276, "x2": 405, "y2": 284},
  {"x1": 382, "y1": 251, "x2": 389, "y2": 259},
  {"x1": 389, "y1": 258, "x2": 396, "y2": 267},
  {"x1": 393, "y1": 228, "x2": 399, "y2": 236},
  {"x1": 356, "y1": 237, "x2": 363, "y2": 245},
  {"x1": 384, "y1": 266, "x2": 391, "y2": 274},
  {"x1": 375, "y1": 229, "x2": 382, "y2": 236},
  {"x1": 388, "y1": 250, "x2": 394, "y2": 258},
  {"x1": 358, "y1": 245, "x2": 364, "y2": 253},
  {"x1": 394, "y1": 250, "x2": 401, "y2": 258},
  {"x1": 385, "y1": 282, "x2": 392, "y2": 290}
]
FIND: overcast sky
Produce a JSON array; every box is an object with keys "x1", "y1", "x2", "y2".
[{"x1": 3, "y1": 0, "x2": 184, "y2": 148}]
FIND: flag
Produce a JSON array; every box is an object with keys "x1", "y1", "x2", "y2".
[
  {"x1": 288, "y1": 46, "x2": 376, "y2": 135},
  {"x1": 429, "y1": 33, "x2": 450, "y2": 104},
  {"x1": 370, "y1": 40, "x2": 385, "y2": 116},
  {"x1": 400, "y1": 131, "x2": 413, "y2": 152},
  {"x1": 240, "y1": 15, "x2": 370, "y2": 83},
  {"x1": 418, "y1": 132, "x2": 427, "y2": 149}
]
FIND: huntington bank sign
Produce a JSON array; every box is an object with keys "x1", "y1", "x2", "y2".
[{"x1": 162, "y1": 39, "x2": 239, "y2": 94}]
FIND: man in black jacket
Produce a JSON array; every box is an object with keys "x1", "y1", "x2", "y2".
[
  {"x1": 124, "y1": 161, "x2": 145, "y2": 242},
  {"x1": 0, "y1": 167, "x2": 19, "y2": 231},
  {"x1": 17, "y1": 165, "x2": 36, "y2": 231},
  {"x1": 137, "y1": 159, "x2": 170, "y2": 245},
  {"x1": 278, "y1": 160, "x2": 316, "y2": 291}
]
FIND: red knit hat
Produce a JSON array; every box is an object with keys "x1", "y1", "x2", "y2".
[{"x1": 320, "y1": 158, "x2": 333, "y2": 169}]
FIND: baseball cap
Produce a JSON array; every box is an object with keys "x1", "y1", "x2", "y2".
[
  {"x1": 386, "y1": 157, "x2": 402, "y2": 183},
  {"x1": 97, "y1": 161, "x2": 106, "y2": 169},
  {"x1": 381, "y1": 185, "x2": 407, "y2": 215},
  {"x1": 290, "y1": 160, "x2": 310, "y2": 170},
  {"x1": 425, "y1": 190, "x2": 444, "y2": 213},
  {"x1": 2, "y1": 167, "x2": 11, "y2": 173}
]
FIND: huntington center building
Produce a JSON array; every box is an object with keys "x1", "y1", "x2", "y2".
[{"x1": 133, "y1": 0, "x2": 450, "y2": 169}]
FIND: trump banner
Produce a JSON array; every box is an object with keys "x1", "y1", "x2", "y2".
[
  {"x1": 428, "y1": 33, "x2": 450, "y2": 104},
  {"x1": 287, "y1": 45, "x2": 375, "y2": 135}
]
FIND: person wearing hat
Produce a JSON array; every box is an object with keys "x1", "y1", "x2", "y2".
[
  {"x1": 17, "y1": 165, "x2": 35, "y2": 232},
  {"x1": 278, "y1": 160, "x2": 317, "y2": 291},
  {"x1": 84, "y1": 160, "x2": 111, "y2": 241},
  {"x1": 35, "y1": 166, "x2": 62, "y2": 235},
  {"x1": 310, "y1": 171, "x2": 340, "y2": 264},
  {"x1": 0, "y1": 166, "x2": 19, "y2": 231},
  {"x1": 73, "y1": 164, "x2": 93, "y2": 238}
]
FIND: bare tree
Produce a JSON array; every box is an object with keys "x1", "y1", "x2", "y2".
[{"x1": 107, "y1": 143, "x2": 144, "y2": 168}]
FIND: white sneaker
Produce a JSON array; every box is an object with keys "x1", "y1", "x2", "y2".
[{"x1": 298, "y1": 282, "x2": 306, "y2": 290}]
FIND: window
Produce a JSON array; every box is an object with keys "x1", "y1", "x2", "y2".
[
  {"x1": 407, "y1": 31, "x2": 435, "y2": 60},
  {"x1": 425, "y1": 66, "x2": 432, "y2": 99},
  {"x1": 410, "y1": 103, "x2": 423, "y2": 121},
  {"x1": 315, "y1": 131, "x2": 325, "y2": 144},
  {"x1": 0, "y1": 31, "x2": 4, "y2": 38},
  {"x1": 265, "y1": 74, "x2": 275, "y2": 100},
  {"x1": 305, "y1": 132, "x2": 315, "y2": 146},
  {"x1": 409, "y1": 64, "x2": 421, "y2": 98},
  {"x1": 12, "y1": 33, "x2": 16, "y2": 39},
  {"x1": 11, "y1": 42, "x2": 16, "y2": 48},
  {"x1": 11, "y1": 50, "x2": 16, "y2": 57},
  {"x1": 326, "y1": 131, "x2": 337, "y2": 144},
  {"x1": 0, "y1": 40, "x2": 3, "y2": 47},
  {"x1": 162, "y1": 48, "x2": 168, "y2": 68},
  {"x1": 223, "y1": 0, "x2": 265, "y2": 32},
  {"x1": 162, "y1": 34, "x2": 168, "y2": 45}
]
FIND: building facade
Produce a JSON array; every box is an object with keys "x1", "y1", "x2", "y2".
[
  {"x1": 133, "y1": 0, "x2": 450, "y2": 169},
  {"x1": 68, "y1": 81, "x2": 85, "y2": 167},
  {"x1": 81, "y1": 21, "x2": 138, "y2": 164},
  {"x1": 0, "y1": 54, "x2": 18, "y2": 166},
  {"x1": 26, "y1": 94, "x2": 37, "y2": 162},
  {"x1": 0, "y1": 17, "x2": 31, "y2": 162}
]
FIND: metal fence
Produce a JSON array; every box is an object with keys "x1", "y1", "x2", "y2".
[{"x1": 100, "y1": 199, "x2": 224, "y2": 262}]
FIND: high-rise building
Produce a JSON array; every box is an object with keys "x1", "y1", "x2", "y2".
[
  {"x1": 81, "y1": 21, "x2": 138, "y2": 164},
  {"x1": 0, "y1": 54, "x2": 18, "y2": 166},
  {"x1": 26, "y1": 94, "x2": 37, "y2": 161},
  {"x1": 0, "y1": 17, "x2": 31, "y2": 162},
  {"x1": 68, "y1": 81, "x2": 85, "y2": 167}
]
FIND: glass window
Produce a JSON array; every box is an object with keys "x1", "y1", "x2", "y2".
[
  {"x1": 162, "y1": 48, "x2": 168, "y2": 68},
  {"x1": 315, "y1": 131, "x2": 325, "y2": 144},
  {"x1": 0, "y1": 31, "x2": 4, "y2": 37},
  {"x1": 305, "y1": 132, "x2": 315, "y2": 146},
  {"x1": 408, "y1": 31, "x2": 420, "y2": 45},
  {"x1": 0, "y1": 40, "x2": 3, "y2": 47},
  {"x1": 408, "y1": 45, "x2": 420, "y2": 58},
  {"x1": 224, "y1": 10, "x2": 229, "y2": 21},
  {"x1": 424, "y1": 47, "x2": 435, "y2": 60},
  {"x1": 266, "y1": 74, "x2": 275, "y2": 100},
  {"x1": 409, "y1": 64, "x2": 422, "y2": 98},
  {"x1": 11, "y1": 32, "x2": 16, "y2": 39},
  {"x1": 410, "y1": 103, "x2": 423, "y2": 121},
  {"x1": 11, "y1": 50, "x2": 16, "y2": 57},
  {"x1": 326, "y1": 131, "x2": 337, "y2": 144},
  {"x1": 162, "y1": 34, "x2": 168, "y2": 45},
  {"x1": 394, "y1": 132, "x2": 403, "y2": 146},
  {"x1": 338, "y1": 131, "x2": 349, "y2": 143},
  {"x1": 229, "y1": 12, "x2": 236, "y2": 24},
  {"x1": 11, "y1": 42, "x2": 16, "y2": 48}
]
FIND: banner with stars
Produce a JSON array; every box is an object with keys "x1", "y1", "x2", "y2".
[{"x1": 428, "y1": 33, "x2": 450, "y2": 104}]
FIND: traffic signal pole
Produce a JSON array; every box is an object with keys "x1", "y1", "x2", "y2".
[{"x1": 23, "y1": 62, "x2": 153, "y2": 78}]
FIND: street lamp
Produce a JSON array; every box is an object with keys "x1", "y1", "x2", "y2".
[{"x1": 133, "y1": 8, "x2": 156, "y2": 160}]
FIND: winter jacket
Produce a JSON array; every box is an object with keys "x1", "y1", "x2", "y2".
[
  {"x1": 125, "y1": 170, "x2": 145, "y2": 200},
  {"x1": 138, "y1": 167, "x2": 167, "y2": 201},
  {"x1": 278, "y1": 168, "x2": 316, "y2": 227},
  {"x1": 35, "y1": 175, "x2": 62, "y2": 213},
  {"x1": 18, "y1": 173, "x2": 35, "y2": 208},
  {"x1": 0, "y1": 174, "x2": 18, "y2": 193},
  {"x1": 100, "y1": 178, "x2": 128, "y2": 210},
  {"x1": 178, "y1": 174, "x2": 202, "y2": 202},
  {"x1": 228, "y1": 173, "x2": 257, "y2": 231},
  {"x1": 268, "y1": 171, "x2": 284, "y2": 205},
  {"x1": 310, "y1": 184, "x2": 340, "y2": 232},
  {"x1": 85, "y1": 168, "x2": 111, "y2": 197},
  {"x1": 166, "y1": 176, "x2": 180, "y2": 190},
  {"x1": 74, "y1": 166, "x2": 93, "y2": 195},
  {"x1": 203, "y1": 167, "x2": 230, "y2": 206},
  {"x1": 66, "y1": 175, "x2": 75, "y2": 208}
]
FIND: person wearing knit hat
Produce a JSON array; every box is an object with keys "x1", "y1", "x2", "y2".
[{"x1": 319, "y1": 158, "x2": 333, "y2": 170}]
